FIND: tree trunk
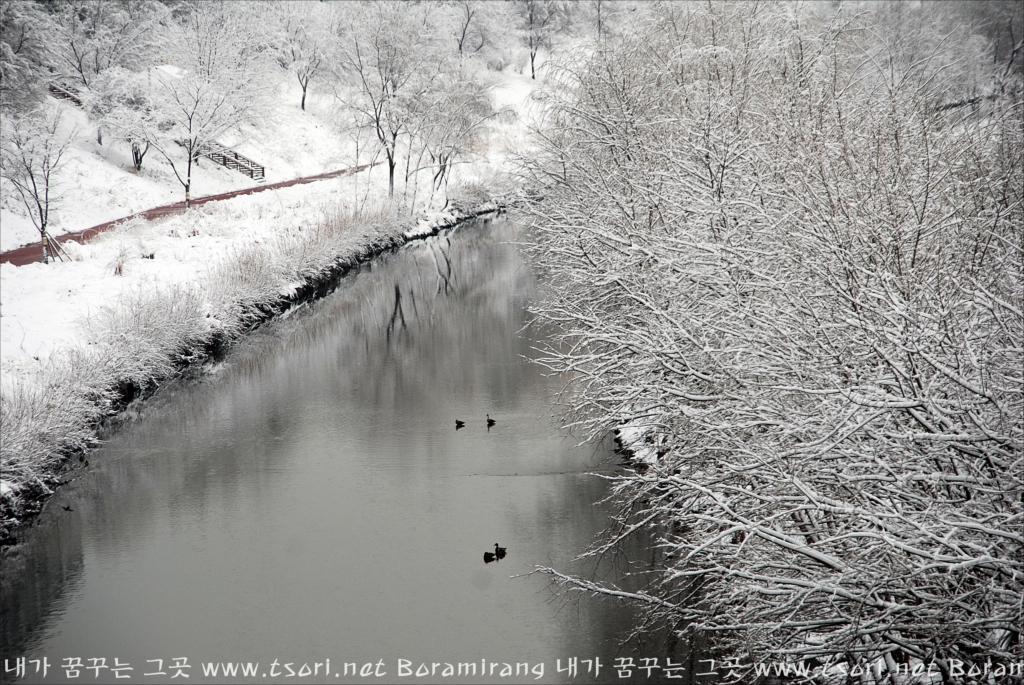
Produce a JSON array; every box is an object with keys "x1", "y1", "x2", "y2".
[
  {"x1": 131, "y1": 141, "x2": 149, "y2": 171},
  {"x1": 403, "y1": 145, "x2": 413, "y2": 206},
  {"x1": 387, "y1": 150, "x2": 396, "y2": 198},
  {"x1": 185, "y1": 151, "x2": 193, "y2": 207},
  {"x1": 40, "y1": 227, "x2": 50, "y2": 264},
  {"x1": 301, "y1": 87, "x2": 306, "y2": 111}
]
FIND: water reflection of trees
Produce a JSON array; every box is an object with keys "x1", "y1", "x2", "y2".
[
  {"x1": 0, "y1": 509, "x2": 85, "y2": 656},
  {"x1": 247, "y1": 218, "x2": 540, "y2": 421}
]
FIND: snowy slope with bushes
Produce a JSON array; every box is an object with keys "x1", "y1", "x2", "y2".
[
  {"x1": 1, "y1": 81, "x2": 357, "y2": 252},
  {"x1": 523, "y1": 1, "x2": 1023, "y2": 677}
]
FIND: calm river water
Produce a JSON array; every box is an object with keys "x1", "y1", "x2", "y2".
[{"x1": 1, "y1": 217, "x2": 693, "y2": 683}]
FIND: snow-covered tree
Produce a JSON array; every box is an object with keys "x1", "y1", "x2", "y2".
[
  {"x1": 148, "y1": 1, "x2": 274, "y2": 206},
  {"x1": 406, "y1": 65, "x2": 493, "y2": 208},
  {"x1": 89, "y1": 66, "x2": 166, "y2": 171},
  {"x1": 447, "y1": 0, "x2": 489, "y2": 56},
  {"x1": 440, "y1": 1, "x2": 522, "y2": 72},
  {"x1": 524, "y1": 1, "x2": 1023, "y2": 676},
  {"x1": 513, "y1": 0, "x2": 573, "y2": 79},
  {"x1": 945, "y1": 0, "x2": 1024, "y2": 78},
  {"x1": 584, "y1": 0, "x2": 642, "y2": 41},
  {"x1": 0, "y1": 105, "x2": 76, "y2": 263},
  {"x1": 272, "y1": 0, "x2": 333, "y2": 111},
  {"x1": 45, "y1": 0, "x2": 164, "y2": 90},
  {"x1": 334, "y1": 1, "x2": 449, "y2": 199},
  {"x1": 0, "y1": 0, "x2": 52, "y2": 111},
  {"x1": 333, "y1": 2, "x2": 498, "y2": 207}
]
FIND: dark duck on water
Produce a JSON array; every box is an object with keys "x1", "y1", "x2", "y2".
[{"x1": 484, "y1": 543, "x2": 507, "y2": 564}]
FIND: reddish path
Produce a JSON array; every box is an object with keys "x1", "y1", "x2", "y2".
[{"x1": 0, "y1": 163, "x2": 380, "y2": 266}]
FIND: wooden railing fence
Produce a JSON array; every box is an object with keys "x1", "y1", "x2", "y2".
[{"x1": 176, "y1": 140, "x2": 265, "y2": 181}]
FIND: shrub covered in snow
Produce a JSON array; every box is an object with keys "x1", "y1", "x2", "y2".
[{"x1": 525, "y1": 1, "x2": 1023, "y2": 677}]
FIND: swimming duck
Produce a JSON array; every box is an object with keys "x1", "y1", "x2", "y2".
[
  {"x1": 486, "y1": 415, "x2": 496, "y2": 427},
  {"x1": 455, "y1": 420, "x2": 465, "y2": 429},
  {"x1": 494, "y1": 543, "x2": 506, "y2": 559},
  {"x1": 483, "y1": 551, "x2": 496, "y2": 563}
]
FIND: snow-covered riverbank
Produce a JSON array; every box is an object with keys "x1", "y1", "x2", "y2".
[
  {"x1": 0, "y1": 69, "x2": 539, "y2": 538},
  {"x1": 0, "y1": 180, "x2": 505, "y2": 537}
]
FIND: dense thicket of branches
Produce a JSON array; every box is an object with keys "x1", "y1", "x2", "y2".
[{"x1": 524, "y1": 2, "x2": 1023, "y2": 678}]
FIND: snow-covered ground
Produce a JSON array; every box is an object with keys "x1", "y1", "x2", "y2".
[
  {"x1": 0, "y1": 68, "x2": 541, "y2": 507},
  {"x1": 2, "y1": 180, "x2": 371, "y2": 373},
  {"x1": 1, "y1": 80, "x2": 356, "y2": 252},
  {"x1": 0, "y1": 71, "x2": 544, "y2": 252}
]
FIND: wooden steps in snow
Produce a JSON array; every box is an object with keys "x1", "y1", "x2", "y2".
[
  {"x1": 176, "y1": 140, "x2": 266, "y2": 181},
  {"x1": 48, "y1": 82, "x2": 82, "y2": 107}
]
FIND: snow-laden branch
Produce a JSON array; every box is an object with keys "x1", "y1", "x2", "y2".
[{"x1": 520, "y1": 1, "x2": 1023, "y2": 677}]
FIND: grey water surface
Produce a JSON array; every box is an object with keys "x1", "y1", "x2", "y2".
[{"x1": 1, "y1": 217, "x2": 693, "y2": 684}]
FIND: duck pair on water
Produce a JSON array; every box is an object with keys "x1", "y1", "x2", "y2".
[
  {"x1": 456, "y1": 415, "x2": 496, "y2": 430},
  {"x1": 483, "y1": 543, "x2": 507, "y2": 563}
]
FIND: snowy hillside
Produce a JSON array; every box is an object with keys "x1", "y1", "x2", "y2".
[{"x1": 4, "y1": 80, "x2": 382, "y2": 252}]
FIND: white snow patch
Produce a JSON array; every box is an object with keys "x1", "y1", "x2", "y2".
[
  {"x1": 154, "y1": 64, "x2": 186, "y2": 79},
  {"x1": 616, "y1": 423, "x2": 660, "y2": 465}
]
